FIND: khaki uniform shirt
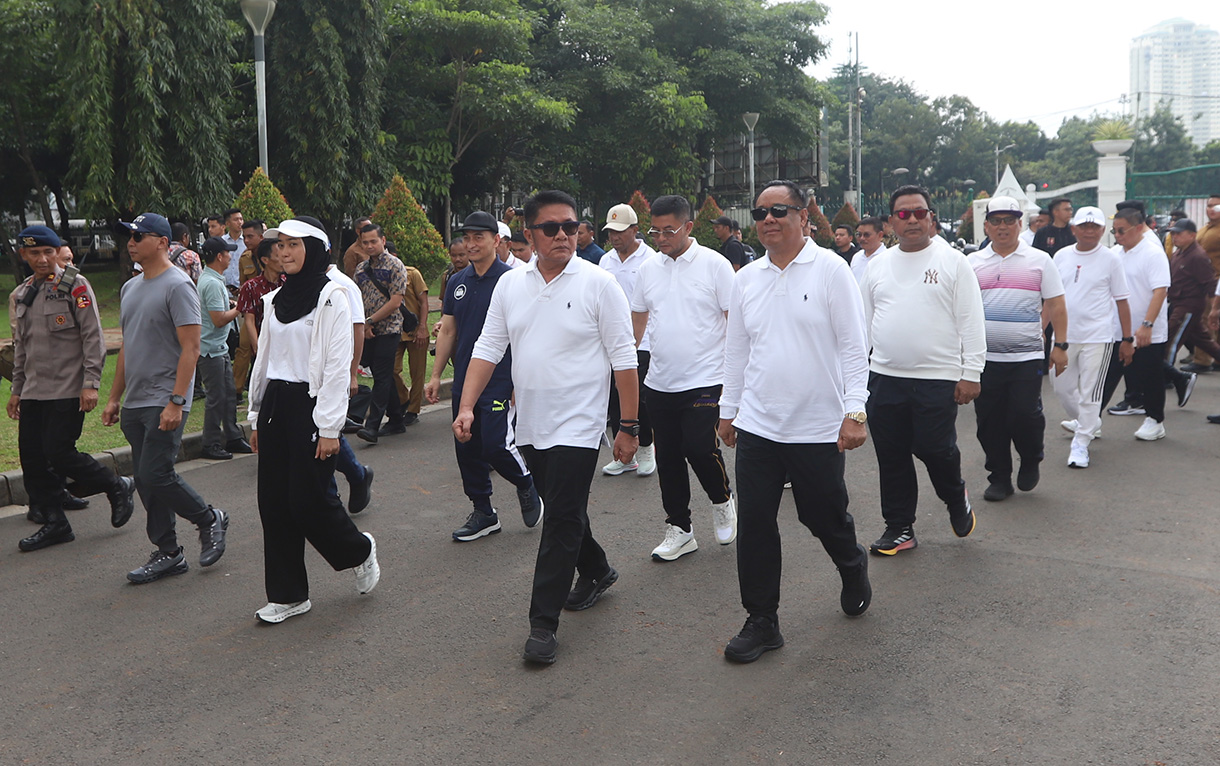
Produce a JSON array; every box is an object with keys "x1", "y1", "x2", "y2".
[
  {"x1": 1197, "y1": 222, "x2": 1220, "y2": 278},
  {"x1": 10, "y1": 267, "x2": 105, "y2": 400},
  {"x1": 400, "y1": 265, "x2": 428, "y2": 340},
  {"x1": 238, "y1": 251, "x2": 259, "y2": 285}
]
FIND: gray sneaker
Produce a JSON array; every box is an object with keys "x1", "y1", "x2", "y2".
[
  {"x1": 127, "y1": 548, "x2": 189, "y2": 584},
  {"x1": 198, "y1": 508, "x2": 229, "y2": 567}
]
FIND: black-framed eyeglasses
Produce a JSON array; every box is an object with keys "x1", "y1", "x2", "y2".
[
  {"x1": 527, "y1": 221, "x2": 580, "y2": 237},
  {"x1": 751, "y1": 205, "x2": 798, "y2": 221},
  {"x1": 894, "y1": 209, "x2": 932, "y2": 221}
]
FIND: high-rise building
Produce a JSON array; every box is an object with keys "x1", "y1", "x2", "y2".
[{"x1": 1129, "y1": 18, "x2": 1220, "y2": 147}]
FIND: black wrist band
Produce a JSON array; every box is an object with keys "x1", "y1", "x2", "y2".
[{"x1": 619, "y1": 419, "x2": 639, "y2": 424}]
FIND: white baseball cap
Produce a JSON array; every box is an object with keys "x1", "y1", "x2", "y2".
[
  {"x1": 602, "y1": 203, "x2": 639, "y2": 231},
  {"x1": 1070, "y1": 206, "x2": 1106, "y2": 226},
  {"x1": 985, "y1": 196, "x2": 1023, "y2": 218},
  {"x1": 497, "y1": 222, "x2": 512, "y2": 238}
]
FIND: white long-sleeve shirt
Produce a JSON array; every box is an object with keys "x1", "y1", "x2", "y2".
[
  {"x1": 247, "y1": 281, "x2": 354, "y2": 438},
  {"x1": 860, "y1": 237, "x2": 987, "y2": 382},
  {"x1": 471, "y1": 256, "x2": 637, "y2": 450},
  {"x1": 722, "y1": 239, "x2": 870, "y2": 443}
]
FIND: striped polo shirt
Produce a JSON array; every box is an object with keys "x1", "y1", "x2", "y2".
[{"x1": 967, "y1": 243, "x2": 1065, "y2": 362}]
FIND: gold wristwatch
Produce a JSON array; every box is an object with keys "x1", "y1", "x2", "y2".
[{"x1": 846, "y1": 411, "x2": 867, "y2": 424}]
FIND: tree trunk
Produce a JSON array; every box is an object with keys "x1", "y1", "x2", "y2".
[
  {"x1": 443, "y1": 195, "x2": 452, "y2": 245},
  {"x1": 8, "y1": 96, "x2": 54, "y2": 227}
]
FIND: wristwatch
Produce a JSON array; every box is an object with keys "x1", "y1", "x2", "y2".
[
  {"x1": 169, "y1": 394, "x2": 187, "y2": 406},
  {"x1": 846, "y1": 411, "x2": 868, "y2": 424},
  {"x1": 1141, "y1": 320, "x2": 1154, "y2": 328},
  {"x1": 619, "y1": 421, "x2": 641, "y2": 437},
  {"x1": 1053, "y1": 342, "x2": 1069, "y2": 350},
  {"x1": 1121, "y1": 336, "x2": 1135, "y2": 343}
]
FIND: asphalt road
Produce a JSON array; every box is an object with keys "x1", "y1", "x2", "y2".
[{"x1": 2, "y1": 374, "x2": 1219, "y2": 765}]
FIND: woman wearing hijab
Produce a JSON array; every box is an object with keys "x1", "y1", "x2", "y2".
[{"x1": 247, "y1": 217, "x2": 380, "y2": 623}]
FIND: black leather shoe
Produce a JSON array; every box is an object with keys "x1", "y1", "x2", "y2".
[
  {"x1": 349, "y1": 465, "x2": 374, "y2": 514},
  {"x1": 19, "y1": 521, "x2": 75, "y2": 552},
  {"x1": 200, "y1": 445, "x2": 233, "y2": 460},
  {"x1": 403, "y1": 412, "x2": 420, "y2": 426},
  {"x1": 522, "y1": 628, "x2": 558, "y2": 665},
  {"x1": 198, "y1": 508, "x2": 229, "y2": 567},
  {"x1": 356, "y1": 428, "x2": 379, "y2": 444},
  {"x1": 26, "y1": 506, "x2": 49, "y2": 524},
  {"x1": 108, "y1": 476, "x2": 136, "y2": 528},
  {"x1": 343, "y1": 417, "x2": 363, "y2": 434},
  {"x1": 225, "y1": 438, "x2": 253, "y2": 454},
  {"x1": 62, "y1": 493, "x2": 90, "y2": 511},
  {"x1": 377, "y1": 421, "x2": 406, "y2": 437}
]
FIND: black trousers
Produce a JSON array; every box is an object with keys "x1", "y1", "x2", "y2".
[
  {"x1": 257, "y1": 381, "x2": 372, "y2": 604},
  {"x1": 973, "y1": 360, "x2": 1045, "y2": 485},
  {"x1": 1101, "y1": 342, "x2": 1167, "y2": 422},
  {"x1": 18, "y1": 398, "x2": 119, "y2": 520},
  {"x1": 735, "y1": 430, "x2": 864, "y2": 619},
  {"x1": 452, "y1": 392, "x2": 532, "y2": 513},
  {"x1": 361, "y1": 333, "x2": 402, "y2": 430},
  {"x1": 607, "y1": 350, "x2": 653, "y2": 447},
  {"x1": 644, "y1": 384, "x2": 732, "y2": 531},
  {"x1": 866, "y1": 373, "x2": 967, "y2": 529},
  {"x1": 520, "y1": 445, "x2": 609, "y2": 633}
]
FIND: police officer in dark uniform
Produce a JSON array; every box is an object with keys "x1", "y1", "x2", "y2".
[{"x1": 7, "y1": 225, "x2": 136, "y2": 552}]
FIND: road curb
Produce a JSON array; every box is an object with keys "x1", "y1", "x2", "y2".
[{"x1": 0, "y1": 377, "x2": 453, "y2": 506}]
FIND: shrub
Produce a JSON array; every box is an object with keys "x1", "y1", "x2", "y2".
[
  {"x1": 808, "y1": 202, "x2": 834, "y2": 248},
  {"x1": 371, "y1": 175, "x2": 447, "y2": 283},
  {"x1": 628, "y1": 190, "x2": 651, "y2": 244},
  {"x1": 831, "y1": 202, "x2": 860, "y2": 230},
  {"x1": 233, "y1": 168, "x2": 294, "y2": 228},
  {"x1": 691, "y1": 195, "x2": 724, "y2": 249}
]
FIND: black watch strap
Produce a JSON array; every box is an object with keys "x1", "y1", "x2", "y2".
[
  {"x1": 1121, "y1": 336, "x2": 1134, "y2": 343},
  {"x1": 169, "y1": 394, "x2": 187, "y2": 406},
  {"x1": 1053, "y1": 342, "x2": 1069, "y2": 350}
]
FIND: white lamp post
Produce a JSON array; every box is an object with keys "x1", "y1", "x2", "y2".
[
  {"x1": 993, "y1": 142, "x2": 1016, "y2": 188},
  {"x1": 743, "y1": 112, "x2": 760, "y2": 205},
  {"x1": 241, "y1": 0, "x2": 277, "y2": 176}
]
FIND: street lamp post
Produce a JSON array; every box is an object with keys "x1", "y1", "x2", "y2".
[
  {"x1": 743, "y1": 112, "x2": 759, "y2": 205},
  {"x1": 241, "y1": 0, "x2": 277, "y2": 176},
  {"x1": 993, "y1": 142, "x2": 1016, "y2": 188}
]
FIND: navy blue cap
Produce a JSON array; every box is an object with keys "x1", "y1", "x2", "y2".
[
  {"x1": 120, "y1": 212, "x2": 172, "y2": 239},
  {"x1": 18, "y1": 225, "x2": 62, "y2": 248},
  {"x1": 201, "y1": 236, "x2": 239, "y2": 256}
]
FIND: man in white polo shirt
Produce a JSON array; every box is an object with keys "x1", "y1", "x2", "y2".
[
  {"x1": 849, "y1": 216, "x2": 886, "y2": 284},
  {"x1": 599, "y1": 202, "x2": 659, "y2": 477},
  {"x1": 631, "y1": 194, "x2": 736, "y2": 562},
  {"x1": 859, "y1": 184, "x2": 986, "y2": 556},
  {"x1": 718, "y1": 180, "x2": 872, "y2": 663},
  {"x1": 456, "y1": 190, "x2": 639, "y2": 666},
  {"x1": 967, "y1": 197, "x2": 1068, "y2": 502},
  {"x1": 1051, "y1": 206, "x2": 1133, "y2": 468}
]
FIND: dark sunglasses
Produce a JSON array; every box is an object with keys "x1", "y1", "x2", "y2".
[
  {"x1": 750, "y1": 204, "x2": 798, "y2": 221},
  {"x1": 894, "y1": 209, "x2": 932, "y2": 220},
  {"x1": 528, "y1": 221, "x2": 581, "y2": 237},
  {"x1": 130, "y1": 231, "x2": 163, "y2": 242}
]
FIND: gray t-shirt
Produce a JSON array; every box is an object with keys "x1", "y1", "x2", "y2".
[{"x1": 119, "y1": 265, "x2": 202, "y2": 411}]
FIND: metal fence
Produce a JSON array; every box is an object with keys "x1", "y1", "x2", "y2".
[{"x1": 1128, "y1": 163, "x2": 1220, "y2": 213}]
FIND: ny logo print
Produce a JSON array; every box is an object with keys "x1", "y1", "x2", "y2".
[{"x1": 924, "y1": 269, "x2": 939, "y2": 284}]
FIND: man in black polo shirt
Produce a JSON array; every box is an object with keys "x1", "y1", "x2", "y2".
[
  {"x1": 713, "y1": 216, "x2": 748, "y2": 271},
  {"x1": 1031, "y1": 197, "x2": 1076, "y2": 255},
  {"x1": 426, "y1": 212, "x2": 543, "y2": 542},
  {"x1": 833, "y1": 224, "x2": 861, "y2": 264}
]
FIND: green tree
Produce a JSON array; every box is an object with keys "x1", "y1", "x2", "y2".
[
  {"x1": 266, "y1": 0, "x2": 390, "y2": 228},
  {"x1": 691, "y1": 195, "x2": 724, "y2": 249},
  {"x1": 1133, "y1": 105, "x2": 1196, "y2": 173},
  {"x1": 628, "y1": 190, "x2": 652, "y2": 245},
  {"x1": 831, "y1": 202, "x2": 859, "y2": 229},
  {"x1": 233, "y1": 168, "x2": 294, "y2": 228},
  {"x1": 808, "y1": 202, "x2": 833, "y2": 248},
  {"x1": 55, "y1": 0, "x2": 235, "y2": 219},
  {"x1": 371, "y1": 175, "x2": 448, "y2": 282}
]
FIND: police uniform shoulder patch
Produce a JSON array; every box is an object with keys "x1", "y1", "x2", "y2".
[
  {"x1": 76, "y1": 295, "x2": 91, "y2": 309},
  {"x1": 71, "y1": 284, "x2": 87, "y2": 298}
]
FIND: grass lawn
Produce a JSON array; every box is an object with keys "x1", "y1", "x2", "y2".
[{"x1": 1, "y1": 267, "x2": 452, "y2": 473}]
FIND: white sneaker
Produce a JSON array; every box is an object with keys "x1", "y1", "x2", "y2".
[
  {"x1": 1068, "y1": 445, "x2": 1090, "y2": 468},
  {"x1": 651, "y1": 524, "x2": 698, "y2": 561},
  {"x1": 256, "y1": 600, "x2": 312, "y2": 623},
  {"x1": 602, "y1": 457, "x2": 638, "y2": 476},
  {"x1": 354, "y1": 532, "x2": 380, "y2": 594},
  {"x1": 1134, "y1": 417, "x2": 1166, "y2": 441},
  {"x1": 635, "y1": 445, "x2": 656, "y2": 476},
  {"x1": 1060, "y1": 419, "x2": 1101, "y2": 438},
  {"x1": 711, "y1": 496, "x2": 737, "y2": 545}
]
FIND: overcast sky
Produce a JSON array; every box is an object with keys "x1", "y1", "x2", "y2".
[{"x1": 809, "y1": 1, "x2": 1219, "y2": 137}]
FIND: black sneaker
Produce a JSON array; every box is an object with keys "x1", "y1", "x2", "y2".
[
  {"x1": 108, "y1": 476, "x2": 136, "y2": 528},
  {"x1": 838, "y1": 548, "x2": 871, "y2": 617},
  {"x1": 565, "y1": 567, "x2": 618, "y2": 611},
  {"x1": 349, "y1": 465, "x2": 374, "y2": 514},
  {"x1": 518, "y1": 483, "x2": 544, "y2": 528},
  {"x1": 1016, "y1": 462, "x2": 1040, "y2": 492},
  {"x1": 1181, "y1": 362, "x2": 1211, "y2": 374},
  {"x1": 377, "y1": 421, "x2": 406, "y2": 437},
  {"x1": 127, "y1": 548, "x2": 189, "y2": 584},
  {"x1": 452, "y1": 510, "x2": 501, "y2": 542},
  {"x1": 403, "y1": 412, "x2": 420, "y2": 426},
  {"x1": 522, "y1": 627, "x2": 557, "y2": 665},
  {"x1": 1175, "y1": 372, "x2": 1197, "y2": 407},
  {"x1": 950, "y1": 495, "x2": 976, "y2": 538},
  {"x1": 198, "y1": 508, "x2": 229, "y2": 567},
  {"x1": 983, "y1": 481, "x2": 1013, "y2": 502},
  {"x1": 870, "y1": 525, "x2": 917, "y2": 556},
  {"x1": 225, "y1": 438, "x2": 254, "y2": 454},
  {"x1": 19, "y1": 521, "x2": 75, "y2": 552},
  {"x1": 1106, "y1": 400, "x2": 1146, "y2": 416},
  {"x1": 724, "y1": 615, "x2": 784, "y2": 663}
]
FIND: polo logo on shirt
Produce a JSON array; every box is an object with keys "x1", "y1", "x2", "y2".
[
  {"x1": 567, "y1": 301, "x2": 571, "y2": 309},
  {"x1": 924, "y1": 269, "x2": 939, "y2": 284},
  {"x1": 454, "y1": 284, "x2": 467, "y2": 300}
]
